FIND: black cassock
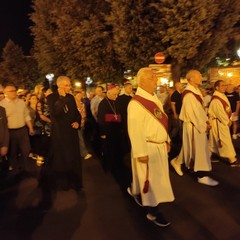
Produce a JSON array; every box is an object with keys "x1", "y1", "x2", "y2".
[
  {"x1": 116, "y1": 94, "x2": 132, "y2": 155},
  {"x1": 97, "y1": 97, "x2": 122, "y2": 172},
  {"x1": 40, "y1": 92, "x2": 82, "y2": 191}
]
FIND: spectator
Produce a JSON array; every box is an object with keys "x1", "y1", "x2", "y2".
[
  {"x1": 90, "y1": 86, "x2": 104, "y2": 157},
  {"x1": 0, "y1": 84, "x2": 34, "y2": 173},
  {"x1": 170, "y1": 82, "x2": 183, "y2": 139},
  {"x1": 33, "y1": 88, "x2": 52, "y2": 158},
  {"x1": 90, "y1": 86, "x2": 104, "y2": 122},
  {"x1": 74, "y1": 90, "x2": 92, "y2": 160},
  {"x1": 0, "y1": 106, "x2": 9, "y2": 171},
  {"x1": 81, "y1": 89, "x2": 95, "y2": 146},
  {"x1": 200, "y1": 88, "x2": 212, "y2": 113},
  {"x1": 157, "y1": 85, "x2": 168, "y2": 106}
]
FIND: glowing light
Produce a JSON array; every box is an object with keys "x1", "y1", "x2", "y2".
[
  {"x1": 227, "y1": 72, "x2": 233, "y2": 77},
  {"x1": 46, "y1": 73, "x2": 54, "y2": 82},
  {"x1": 85, "y1": 77, "x2": 93, "y2": 85},
  {"x1": 237, "y1": 48, "x2": 240, "y2": 58},
  {"x1": 160, "y1": 77, "x2": 169, "y2": 85},
  {"x1": 75, "y1": 81, "x2": 81, "y2": 87},
  {"x1": 169, "y1": 81, "x2": 174, "y2": 87}
]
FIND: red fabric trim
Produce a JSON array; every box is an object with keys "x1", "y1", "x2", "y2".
[
  {"x1": 182, "y1": 89, "x2": 203, "y2": 105},
  {"x1": 133, "y1": 95, "x2": 168, "y2": 132},
  {"x1": 211, "y1": 95, "x2": 232, "y2": 119}
]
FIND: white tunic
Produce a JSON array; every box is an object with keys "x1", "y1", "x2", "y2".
[
  {"x1": 208, "y1": 91, "x2": 236, "y2": 162},
  {"x1": 128, "y1": 87, "x2": 174, "y2": 207},
  {"x1": 179, "y1": 84, "x2": 211, "y2": 172}
]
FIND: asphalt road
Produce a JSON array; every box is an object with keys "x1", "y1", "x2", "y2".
[{"x1": 0, "y1": 139, "x2": 240, "y2": 240}]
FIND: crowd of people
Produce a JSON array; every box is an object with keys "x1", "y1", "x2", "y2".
[{"x1": 0, "y1": 69, "x2": 239, "y2": 227}]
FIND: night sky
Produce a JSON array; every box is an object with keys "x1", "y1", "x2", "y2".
[{"x1": 0, "y1": 0, "x2": 33, "y2": 55}]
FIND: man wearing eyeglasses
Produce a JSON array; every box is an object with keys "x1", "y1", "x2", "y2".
[{"x1": 0, "y1": 84, "x2": 34, "y2": 173}]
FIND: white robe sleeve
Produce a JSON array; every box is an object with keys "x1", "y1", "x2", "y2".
[
  {"x1": 208, "y1": 99, "x2": 230, "y2": 125},
  {"x1": 180, "y1": 93, "x2": 207, "y2": 133}
]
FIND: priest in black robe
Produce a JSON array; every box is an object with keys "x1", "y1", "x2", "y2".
[{"x1": 40, "y1": 76, "x2": 82, "y2": 192}]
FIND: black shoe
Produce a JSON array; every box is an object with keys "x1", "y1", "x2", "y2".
[
  {"x1": 127, "y1": 187, "x2": 142, "y2": 207},
  {"x1": 146, "y1": 213, "x2": 171, "y2": 227},
  {"x1": 230, "y1": 161, "x2": 240, "y2": 167}
]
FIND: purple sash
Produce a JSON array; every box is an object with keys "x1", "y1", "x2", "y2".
[{"x1": 132, "y1": 95, "x2": 168, "y2": 132}]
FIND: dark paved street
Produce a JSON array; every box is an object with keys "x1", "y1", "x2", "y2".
[{"x1": 0, "y1": 139, "x2": 240, "y2": 240}]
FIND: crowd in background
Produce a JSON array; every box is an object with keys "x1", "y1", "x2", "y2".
[
  {"x1": 0, "y1": 79, "x2": 240, "y2": 173},
  {"x1": 0, "y1": 75, "x2": 239, "y2": 214}
]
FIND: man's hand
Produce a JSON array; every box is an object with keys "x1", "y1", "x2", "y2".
[
  {"x1": 138, "y1": 155, "x2": 149, "y2": 163},
  {"x1": 58, "y1": 88, "x2": 66, "y2": 96},
  {"x1": 166, "y1": 142, "x2": 171, "y2": 153},
  {"x1": 206, "y1": 121, "x2": 212, "y2": 132},
  {"x1": 228, "y1": 120, "x2": 232, "y2": 127},
  {"x1": 71, "y1": 122, "x2": 79, "y2": 129},
  {"x1": 29, "y1": 128, "x2": 35, "y2": 136},
  {"x1": 0, "y1": 146, "x2": 8, "y2": 156},
  {"x1": 173, "y1": 113, "x2": 179, "y2": 120}
]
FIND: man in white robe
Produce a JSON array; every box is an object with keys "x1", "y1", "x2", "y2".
[
  {"x1": 208, "y1": 80, "x2": 239, "y2": 167},
  {"x1": 127, "y1": 67, "x2": 174, "y2": 227},
  {"x1": 170, "y1": 70, "x2": 219, "y2": 186}
]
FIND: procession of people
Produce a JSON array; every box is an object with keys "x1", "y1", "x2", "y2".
[{"x1": 0, "y1": 68, "x2": 240, "y2": 227}]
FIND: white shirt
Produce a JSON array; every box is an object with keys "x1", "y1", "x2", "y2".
[{"x1": 0, "y1": 97, "x2": 31, "y2": 129}]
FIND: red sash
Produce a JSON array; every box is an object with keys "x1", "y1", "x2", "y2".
[
  {"x1": 182, "y1": 89, "x2": 203, "y2": 105},
  {"x1": 211, "y1": 95, "x2": 232, "y2": 119},
  {"x1": 132, "y1": 95, "x2": 168, "y2": 132}
]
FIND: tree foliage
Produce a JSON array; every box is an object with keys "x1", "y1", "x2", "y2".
[
  {"x1": 106, "y1": 0, "x2": 165, "y2": 75},
  {"x1": 107, "y1": 0, "x2": 240, "y2": 80},
  {"x1": 31, "y1": 0, "x2": 240, "y2": 83},
  {"x1": 0, "y1": 39, "x2": 39, "y2": 89},
  {"x1": 31, "y1": 0, "x2": 124, "y2": 84}
]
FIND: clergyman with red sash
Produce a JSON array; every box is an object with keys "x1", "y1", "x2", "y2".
[
  {"x1": 127, "y1": 67, "x2": 174, "y2": 227},
  {"x1": 208, "y1": 80, "x2": 239, "y2": 167},
  {"x1": 170, "y1": 70, "x2": 219, "y2": 186}
]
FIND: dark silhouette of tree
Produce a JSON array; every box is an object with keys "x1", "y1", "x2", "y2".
[
  {"x1": 0, "y1": 39, "x2": 39, "y2": 89},
  {"x1": 30, "y1": 0, "x2": 240, "y2": 83},
  {"x1": 31, "y1": 0, "x2": 124, "y2": 83},
  {"x1": 107, "y1": 0, "x2": 240, "y2": 81}
]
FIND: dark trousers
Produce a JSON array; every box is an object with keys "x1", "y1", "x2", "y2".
[{"x1": 8, "y1": 127, "x2": 31, "y2": 171}]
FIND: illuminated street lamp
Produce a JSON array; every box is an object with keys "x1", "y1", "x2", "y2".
[
  {"x1": 46, "y1": 73, "x2": 54, "y2": 88},
  {"x1": 75, "y1": 81, "x2": 81, "y2": 88},
  {"x1": 237, "y1": 48, "x2": 240, "y2": 58}
]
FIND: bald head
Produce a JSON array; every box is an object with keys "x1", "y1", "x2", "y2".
[{"x1": 186, "y1": 70, "x2": 203, "y2": 87}]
